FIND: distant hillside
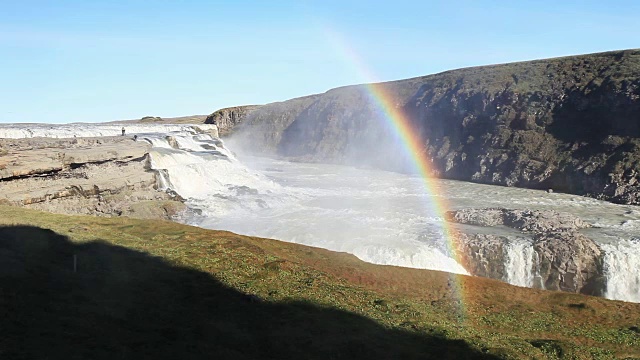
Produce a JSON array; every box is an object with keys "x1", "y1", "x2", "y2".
[
  {"x1": 110, "y1": 114, "x2": 208, "y2": 124},
  {"x1": 213, "y1": 49, "x2": 640, "y2": 205}
]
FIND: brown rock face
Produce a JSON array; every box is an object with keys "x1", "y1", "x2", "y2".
[
  {"x1": 451, "y1": 232, "x2": 508, "y2": 281},
  {"x1": 532, "y1": 231, "x2": 604, "y2": 295},
  {"x1": 215, "y1": 50, "x2": 640, "y2": 204},
  {"x1": 204, "y1": 105, "x2": 261, "y2": 136},
  {"x1": 0, "y1": 136, "x2": 184, "y2": 220},
  {"x1": 447, "y1": 208, "x2": 605, "y2": 295}
]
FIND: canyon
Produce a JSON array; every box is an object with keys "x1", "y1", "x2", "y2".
[{"x1": 207, "y1": 49, "x2": 640, "y2": 205}]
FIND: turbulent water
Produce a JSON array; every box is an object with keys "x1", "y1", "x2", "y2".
[
  {"x1": 145, "y1": 130, "x2": 640, "y2": 303},
  {"x1": 3, "y1": 124, "x2": 640, "y2": 302}
]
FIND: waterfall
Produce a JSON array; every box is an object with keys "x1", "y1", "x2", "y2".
[
  {"x1": 532, "y1": 250, "x2": 545, "y2": 290},
  {"x1": 504, "y1": 239, "x2": 535, "y2": 287},
  {"x1": 0, "y1": 123, "x2": 217, "y2": 139},
  {"x1": 602, "y1": 239, "x2": 640, "y2": 303},
  {"x1": 5, "y1": 122, "x2": 640, "y2": 302},
  {"x1": 148, "y1": 135, "x2": 270, "y2": 198},
  {"x1": 146, "y1": 132, "x2": 282, "y2": 217},
  {"x1": 144, "y1": 132, "x2": 470, "y2": 275},
  {"x1": 155, "y1": 169, "x2": 171, "y2": 191}
]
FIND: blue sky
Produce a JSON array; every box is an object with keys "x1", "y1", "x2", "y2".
[{"x1": 1, "y1": 0, "x2": 638, "y2": 123}]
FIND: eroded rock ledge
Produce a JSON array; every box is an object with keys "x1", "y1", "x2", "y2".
[
  {"x1": 205, "y1": 105, "x2": 261, "y2": 136},
  {"x1": 446, "y1": 208, "x2": 605, "y2": 295},
  {"x1": 0, "y1": 136, "x2": 185, "y2": 220}
]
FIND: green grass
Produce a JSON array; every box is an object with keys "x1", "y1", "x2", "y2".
[{"x1": 0, "y1": 205, "x2": 639, "y2": 359}]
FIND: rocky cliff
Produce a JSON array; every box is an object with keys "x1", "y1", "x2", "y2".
[
  {"x1": 220, "y1": 50, "x2": 640, "y2": 204},
  {"x1": 205, "y1": 105, "x2": 261, "y2": 136},
  {"x1": 0, "y1": 136, "x2": 185, "y2": 219}
]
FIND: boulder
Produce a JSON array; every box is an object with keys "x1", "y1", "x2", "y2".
[
  {"x1": 532, "y1": 231, "x2": 604, "y2": 295},
  {"x1": 447, "y1": 208, "x2": 604, "y2": 295}
]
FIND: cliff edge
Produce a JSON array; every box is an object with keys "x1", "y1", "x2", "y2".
[
  {"x1": 0, "y1": 136, "x2": 184, "y2": 219},
  {"x1": 204, "y1": 105, "x2": 261, "y2": 136}
]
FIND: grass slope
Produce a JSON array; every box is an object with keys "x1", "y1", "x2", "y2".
[{"x1": 0, "y1": 205, "x2": 639, "y2": 359}]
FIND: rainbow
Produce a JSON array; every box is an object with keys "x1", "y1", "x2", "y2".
[{"x1": 323, "y1": 27, "x2": 470, "y2": 316}]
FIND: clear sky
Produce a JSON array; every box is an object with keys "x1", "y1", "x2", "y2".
[{"x1": 1, "y1": 0, "x2": 639, "y2": 124}]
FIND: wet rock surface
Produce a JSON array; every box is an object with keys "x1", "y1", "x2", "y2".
[
  {"x1": 446, "y1": 208, "x2": 591, "y2": 232},
  {"x1": 0, "y1": 136, "x2": 185, "y2": 220},
  {"x1": 446, "y1": 208, "x2": 604, "y2": 295},
  {"x1": 450, "y1": 232, "x2": 509, "y2": 282}
]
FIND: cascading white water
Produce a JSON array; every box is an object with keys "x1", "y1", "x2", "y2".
[
  {"x1": 532, "y1": 250, "x2": 545, "y2": 290},
  {"x1": 155, "y1": 169, "x2": 171, "y2": 191},
  {"x1": 144, "y1": 132, "x2": 470, "y2": 275},
  {"x1": 149, "y1": 147, "x2": 278, "y2": 201},
  {"x1": 146, "y1": 137, "x2": 176, "y2": 149},
  {"x1": 147, "y1": 133, "x2": 284, "y2": 218},
  {"x1": 601, "y1": 239, "x2": 640, "y2": 303},
  {"x1": 503, "y1": 239, "x2": 535, "y2": 287},
  {"x1": 3, "y1": 122, "x2": 640, "y2": 303}
]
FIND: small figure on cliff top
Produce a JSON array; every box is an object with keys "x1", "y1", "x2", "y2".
[{"x1": 121, "y1": 127, "x2": 125, "y2": 136}]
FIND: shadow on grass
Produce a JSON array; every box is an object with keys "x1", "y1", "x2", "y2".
[{"x1": 0, "y1": 225, "x2": 498, "y2": 360}]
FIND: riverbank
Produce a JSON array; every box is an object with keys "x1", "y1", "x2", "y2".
[{"x1": 1, "y1": 205, "x2": 639, "y2": 359}]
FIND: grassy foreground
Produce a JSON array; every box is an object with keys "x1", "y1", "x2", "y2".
[{"x1": 0, "y1": 205, "x2": 638, "y2": 359}]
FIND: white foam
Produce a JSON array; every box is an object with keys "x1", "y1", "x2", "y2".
[
  {"x1": 351, "y1": 243, "x2": 468, "y2": 274},
  {"x1": 602, "y1": 239, "x2": 640, "y2": 303},
  {"x1": 504, "y1": 239, "x2": 535, "y2": 287},
  {"x1": 148, "y1": 138, "x2": 279, "y2": 200}
]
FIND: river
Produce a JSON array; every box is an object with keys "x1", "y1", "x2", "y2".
[
  {"x1": 147, "y1": 131, "x2": 640, "y2": 303},
  {"x1": 2, "y1": 124, "x2": 638, "y2": 302}
]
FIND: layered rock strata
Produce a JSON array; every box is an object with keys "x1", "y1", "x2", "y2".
[
  {"x1": 446, "y1": 208, "x2": 605, "y2": 295},
  {"x1": 0, "y1": 136, "x2": 184, "y2": 220}
]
